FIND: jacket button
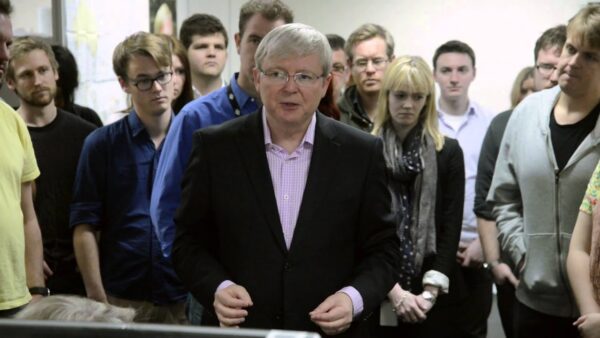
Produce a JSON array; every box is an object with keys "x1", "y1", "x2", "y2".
[{"x1": 284, "y1": 262, "x2": 291, "y2": 271}]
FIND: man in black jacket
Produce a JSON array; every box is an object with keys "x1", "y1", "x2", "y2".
[{"x1": 173, "y1": 23, "x2": 399, "y2": 337}]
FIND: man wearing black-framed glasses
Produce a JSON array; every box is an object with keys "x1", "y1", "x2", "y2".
[
  {"x1": 532, "y1": 25, "x2": 567, "y2": 91},
  {"x1": 71, "y1": 32, "x2": 187, "y2": 323}
]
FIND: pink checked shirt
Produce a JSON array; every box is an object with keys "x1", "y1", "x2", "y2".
[
  {"x1": 217, "y1": 110, "x2": 363, "y2": 317},
  {"x1": 262, "y1": 112, "x2": 315, "y2": 249}
]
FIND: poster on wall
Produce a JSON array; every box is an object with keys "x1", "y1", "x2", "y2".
[{"x1": 150, "y1": 0, "x2": 177, "y2": 36}]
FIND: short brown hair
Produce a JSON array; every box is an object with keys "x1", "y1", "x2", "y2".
[
  {"x1": 432, "y1": 40, "x2": 476, "y2": 70},
  {"x1": 0, "y1": 0, "x2": 12, "y2": 16},
  {"x1": 7, "y1": 36, "x2": 58, "y2": 82},
  {"x1": 179, "y1": 14, "x2": 228, "y2": 50},
  {"x1": 112, "y1": 32, "x2": 172, "y2": 80},
  {"x1": 534, "y1": 25, "x2": 566, "y2": 62},
  {"x1": 238, "y1": 0, "x2": 293, "y2": 37},
  {"x1": 345, "y1": 23, "x2": 394, "y2": 62}
]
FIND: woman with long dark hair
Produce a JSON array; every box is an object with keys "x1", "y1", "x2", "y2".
[
  {"x1": 52, "y1": 45, "x2": 103, "y2": 126},
  {"x1": 162, "y1": 35, "x2": 193, "y2": 114}
]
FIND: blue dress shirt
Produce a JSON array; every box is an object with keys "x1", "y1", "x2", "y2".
[
  {"x1": 151, "y1": 73, "x2": 259, "y2": 256},
  {"x1": 70, "y1": 112, "x2": 186, "y2": 305}
]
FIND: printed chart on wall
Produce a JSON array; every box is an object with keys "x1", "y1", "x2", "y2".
[{"x1": 63, "y1": 0, "x2": 148, "y2": 122}]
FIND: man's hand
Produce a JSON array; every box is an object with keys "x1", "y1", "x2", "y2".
[
  {"x1": 491, "y1": 262, "x2": 519, "y2": 287},
  {"x1": 457, "y1": 238, "x2": 484, "y2": 268},
  {"x1": 30, "y1": 294, "x2": 44, "y2": 304},
  {"x1": 310, "y1": 292, "x2": 353, "y2": 335},
  {"x1": 86, "y1": 286, "x2": 108, "y2": 303},
  {"x1": 574, "y1": 313, "x2": 600, "y2": 338},
  {"x1": 214, "y1": 284, "x2": 253, "y2": 327}
]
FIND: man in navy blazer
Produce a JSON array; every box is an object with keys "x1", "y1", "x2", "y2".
[{"x1": 172, "y1": 23, "x2": 399, "y2": 337}]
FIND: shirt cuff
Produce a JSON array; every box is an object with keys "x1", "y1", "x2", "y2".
[
  {"x1": 422, "y1": 270, "x2": 450, "y2": 294},
  {"x1": 339, "y1": 286, "x2": 363, "y2": 318},
  {"x1": 216, "y1": 280, "x2": 234, "y2": 293}
]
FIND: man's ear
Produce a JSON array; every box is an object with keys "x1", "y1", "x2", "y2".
[
  {"x1": 252, "y1": 67, "x2": 261, "y2": 95},
  {"x1": 234, "y1": 33, "x2": 242, "y2": 55},
  {"x1": 118, "y1": 77, "x2": 130, "y2": 94},
  {"x1": 321, "y1": 74, "x2": 332, "y2": 99},
  {"x1": 6, "y1": 77, "x2": 15, "y2": 91}
]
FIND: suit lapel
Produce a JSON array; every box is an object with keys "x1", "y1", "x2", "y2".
[
  {"x1": 289, "y1": 115, "x2": 340, "y2": 253},
  {"x1": 236, "y1": 111, "x2": 288, "y2": 253}
]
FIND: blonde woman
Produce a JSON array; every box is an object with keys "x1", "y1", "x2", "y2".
[
  {"x1": 509, "y1": 66, "x2": 534, "y2": 108},
  {"x1": 371, "y1": 56, "x2": 465, "y2": 338}
]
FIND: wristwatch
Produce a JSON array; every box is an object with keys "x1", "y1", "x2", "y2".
[
  {"x1": 483, "y1": 259, "x2": 501, "y2": 271},
  {"x1": 29, "y1": 287, "x2": 50, "y2": 297},
  {"x1": 421, "y1": 290, "x2": 436, "y2": 305}
]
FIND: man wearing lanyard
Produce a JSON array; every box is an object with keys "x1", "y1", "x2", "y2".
[
  {"x1": 172, "y1": 23, "x2": 398, "y2": 336},
  {"x1": 150, "y1": 0, "x2": 293, "y2": 325}
]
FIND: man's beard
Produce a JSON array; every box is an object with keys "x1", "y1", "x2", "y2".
[{"x1": 17, "y1": 86, "x2": 56, "y2": 107}]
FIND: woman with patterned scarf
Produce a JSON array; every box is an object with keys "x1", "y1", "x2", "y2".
[{"x1": 370, "y1": 56, "x2": 465, "y2": 338}]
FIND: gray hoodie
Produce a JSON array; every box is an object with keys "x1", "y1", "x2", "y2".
[{"x1": 489, "y1": 85, "x2": 600, "y2": 318}]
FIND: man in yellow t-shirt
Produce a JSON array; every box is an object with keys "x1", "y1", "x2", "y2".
[{"x1": 0, "y1": 0, "x2": 46, "y2": 317}]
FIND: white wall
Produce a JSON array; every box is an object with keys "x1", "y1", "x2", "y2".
[
  {"x1": 12, "y1": 0, "x2": 53, "y2": 38},
  {"x1": 184, "y1": 0, "x2": 587, "y2": 113},
  {"x1": 3, "y1": 1, "x2": 587, "y2": 117}
]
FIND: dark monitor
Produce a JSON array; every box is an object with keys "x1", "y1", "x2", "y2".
[{"x1": 0, "y1": 319, "x2": 321, "y2": 338}]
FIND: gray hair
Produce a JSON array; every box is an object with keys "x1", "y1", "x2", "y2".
[
  {"x1": 255, "y1": 23, "x2": 332, "y2": 76},
  {"x1": 14, "y1": 295, "x2": 136, "y2": 323}
]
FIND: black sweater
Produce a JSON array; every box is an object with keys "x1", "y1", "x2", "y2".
[{"x1": 474, "y1": 110, "x2": 512, "y2": 221}]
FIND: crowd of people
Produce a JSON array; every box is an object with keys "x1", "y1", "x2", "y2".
[{"x1": 2, "y1": 0, "x2": 600, "y2": 338}]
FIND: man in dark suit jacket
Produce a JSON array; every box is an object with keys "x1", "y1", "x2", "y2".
[{"x1": 172, "y1": 23, "x2": 399, "y2": 337}]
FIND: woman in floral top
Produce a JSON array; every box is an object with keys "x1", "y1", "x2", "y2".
[{"x1": 568, "y1": 161, "x2": 600, "y2": 337}]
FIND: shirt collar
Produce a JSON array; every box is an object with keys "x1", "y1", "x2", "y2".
[
  {"x1": 192, "y1": 85, "x2": 201, "y2": 98},
  {"x1": 127, "y1": 110, "x2": 146, "y2": 138},
  {"x1": 262, "y1": 107, "x2": 316, "y2": 149},
  {"x1": 436, "y1": 99, "x2": 478, "y2": 117},
  {"x1": 231, "y1": 72, "x2": 256, "y2": 109},
  {"x1": 192, "y1": 77, "x2": 228, "y2": 98}
]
